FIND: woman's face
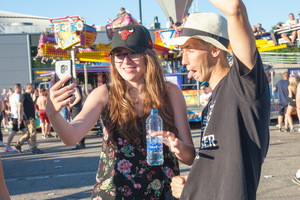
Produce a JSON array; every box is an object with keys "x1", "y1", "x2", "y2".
[{"x1": 113, "y1": 48, "x2": 146, "y2": 85}]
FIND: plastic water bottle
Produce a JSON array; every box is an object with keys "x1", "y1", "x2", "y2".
[{"x1": 146, "y1": 109, "x2": 164, "y2": 166}]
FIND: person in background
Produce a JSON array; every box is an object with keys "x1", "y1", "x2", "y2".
[
  {"x1": 199, "y1": 85, "x2": 211, "y2": 107},
  {"x1": 116, "y1": 7, "x2": 126, "y2": 18},
  {"x1": 1, "y1": 89, "x2": 8, "y2": 129},
  {"x1": 276, "y1": 13, "x2": 298, "y2": 47},
  {"x1": 69, "y1": 79, "x2": 85, "y2": 150},
  {"x1": 255, "y1": 23, "x2": 267, "y2": 38},
  {"x1": 0, "y1": 95, "x2": 5, "y2": 146},
  {"x1": 5, "y1": 89, "x2": 12, "y2": 130},
  {"x1": 173, "y1": 13, "x2": 190, "y2": 34},
  {"x1": 252, "y1": 25, "x2": 257, "y2": 34},
  {"x1": 0, "y1": 154, "x2": 10, "y2": 200},
  {"x1": 107, "y1": 7, "x2": 128, "y2": 23},
  {"x1": 285, "y1": 75, "x2": 298, "y2": 133},
  {"x1": 273, "y1": 72, "x2": 290, "y2": 132},
  {"x1": 14, "y1": 83, "x2": 43, "y2": 154},
  {"x1": 36, "y1": 89, "x2": 53, "y2": 138},
  {"x1": 4, "y1": 84, "x2": 27, "y2": 152},
  {"x1": 46, "y1": 24, "x2": 195, "y2": 199},
  {"x1": 170, "y1": 0, "x2": 270, "y2": 199},
  {"x1": 8, "y1": 88, "x2": 13, "y2": 98}
]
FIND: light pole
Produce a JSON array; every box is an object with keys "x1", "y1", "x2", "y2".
[{"x1": 139, "y1": 0, "x2": 142, "y2": 24}]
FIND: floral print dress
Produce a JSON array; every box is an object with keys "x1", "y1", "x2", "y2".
[{"x1": 91, "y1": 120, "x2": 179, "y2": 200}]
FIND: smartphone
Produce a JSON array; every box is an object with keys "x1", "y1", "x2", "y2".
[{"x1": 55, "y1": 60, "x2": 73, "y2": 87}]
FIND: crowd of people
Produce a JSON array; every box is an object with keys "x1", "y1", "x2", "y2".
[
  {"x1": 1, "y1": 1, "x2": 300, "y2": 200},
  {"x1": 273, "y1": 71, "x2": 300, "y2": 185},
  {"x1": 252, "y1": 23, "x2": 268, "y2": 39},
  {"x1": 252, "y1": 13, "x2": 300, "y2": 48},
  {"x1": 0, "y1": 81, "x2": 87, "y2": 154},
  {"x1": 274, "y1": 72, "x2": 300, "y2": 133},
  {"x1": 0, "y1": 84, "x2": 45, "y2": 154}
]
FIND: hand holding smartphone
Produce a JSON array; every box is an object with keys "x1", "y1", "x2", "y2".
[{"x1": 55, "y1": 60, "x2": 73, "y2": 87}]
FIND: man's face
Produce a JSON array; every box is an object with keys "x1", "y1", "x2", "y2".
[
  {"x1": 15, "y1": 86, "x2": 21, "y2": 94},
  {"x1": 180, "y1": 38, "x2": 212, "y2": 82},
  {"x1": 27, "y1": 86, "x2": 34, "y2": 93},
  {"x1": 289, "y1": 14, "x2": 294, "y2": 20},
  {"x1": 200, "y1": 86, "x2": 207, "y2": 93},
  {"x1": 257, "y1": 24, "x2": 261, "y2": 29}
]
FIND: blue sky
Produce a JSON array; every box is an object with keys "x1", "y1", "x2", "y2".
[{"x1": 2, "y1": 0, "x2": 300, "y2": 32}]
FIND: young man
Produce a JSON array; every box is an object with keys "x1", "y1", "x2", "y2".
[
  {"x1": 170, "y1": 0, "x2": 270, "y2": 199},
  {"x1": 15, "y1": 83, "x2": 43, "y2": 154},
  {"x1": 4, "y1": 84, "x2": 27, "y2": 152},
  {"x1": 36, "y1": 89, "x2": 53, "y2": 138},
  {"x1": 273, "y1": 72, "x2": 289, "y2": 132}
]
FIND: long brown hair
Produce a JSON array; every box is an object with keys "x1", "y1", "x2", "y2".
[
  {"x1": 103, "y1": 49, "x2": 178, "y2": 148},
  {"x1": 289, "y1": 76, "x2": 298, "y2": 94}
]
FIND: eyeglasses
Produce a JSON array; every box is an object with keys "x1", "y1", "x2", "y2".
[{"x1": 113, "y1": 52, "x2": 142, "y2": 63}]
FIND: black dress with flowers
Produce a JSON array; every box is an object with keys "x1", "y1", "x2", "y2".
[{"x1": 91, "y1": 119, "x2": 180, "y2": 200}]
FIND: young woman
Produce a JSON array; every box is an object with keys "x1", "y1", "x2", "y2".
[
  {"x1": 46, "y1": 24, "x2": 195, "y2": 199},
  {"x1": 285, "y1": 76, "x2": 298, "y2": 132}
]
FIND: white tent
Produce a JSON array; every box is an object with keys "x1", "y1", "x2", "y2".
[{"x1": 156, "y1": 0, "x2": 193, "y2": 23}]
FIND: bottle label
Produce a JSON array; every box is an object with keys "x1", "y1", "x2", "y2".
[{"x1": 147, "y1": 142, "x2": 163, "y2": 152}]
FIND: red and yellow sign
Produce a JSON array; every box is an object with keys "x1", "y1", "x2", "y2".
[
  {"x1": 50, "y1": 16, "x2": 97, "y2": 50},
  {"x1": 50, "y1": 16, "x2": 82, "y2": 49}
]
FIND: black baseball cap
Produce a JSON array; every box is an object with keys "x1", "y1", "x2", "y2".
[{"x1": 109, "y1": 24, "x2": 153, "y2": 55}]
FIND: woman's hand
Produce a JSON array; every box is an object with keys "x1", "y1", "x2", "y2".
[
  {"x1": 46, "y1": 75, "x2": 76, "y2": 118},
  {"x1": 151, "y1": 131, "x2": 181, "y2": 154}
]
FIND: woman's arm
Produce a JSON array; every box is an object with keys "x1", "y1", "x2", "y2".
[
  {"x1": 46, "y1": 76, "x2": 108, "y2": 145},
  {"x1": 0, "y1": 155, "x2": 10, "y2": 200},
  {"x1": 288, "y1": 86, "x2": 292, "y2": 98},
  {"x1": 0, "y1": 97, "x2": 4, "y2": 113},
  {"x1": 152, "y1": 83, "x2": 195, "y2": 165},
  {"x1": 168, "y1": 83, "x2": 195, "y2": 165}
]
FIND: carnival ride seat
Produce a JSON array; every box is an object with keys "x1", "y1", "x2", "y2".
[{"x1": 271, "y1": 24, "x2": 300, "y2": 45}]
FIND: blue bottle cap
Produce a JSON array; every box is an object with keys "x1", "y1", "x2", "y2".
[{"x1": 150, "y1": 109, "x2": 158, "y2": 115}]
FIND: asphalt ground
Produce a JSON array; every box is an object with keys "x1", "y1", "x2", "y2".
[{"x1": 1, "y1": 122, "x2": 300, "y2": 200}]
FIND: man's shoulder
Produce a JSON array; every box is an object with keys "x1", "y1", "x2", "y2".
[
  {"x1": 40, "y1": 95, "x2": 47, "y2": 101},
  {"x1": 11, "y1": 93, "x2": 19, "y2": 99},
  {"x1": 277, "y1": 79, "x2": 288, "y2": 84}
]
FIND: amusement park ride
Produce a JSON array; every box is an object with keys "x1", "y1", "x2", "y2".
[{"x1": 35, "y1": 4, "x2": 299, "y2": 122}]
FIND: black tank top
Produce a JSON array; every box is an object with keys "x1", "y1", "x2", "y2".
[{"x1": 73, "y1": 85, "x2": 82, "y2": 108}]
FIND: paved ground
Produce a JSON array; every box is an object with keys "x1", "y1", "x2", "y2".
[{"x1": 1, "y1": 123, "x2": 300, "y2": 200}]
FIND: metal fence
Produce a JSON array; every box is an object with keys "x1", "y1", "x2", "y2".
[{"x1": 260, "y1": 52, "x2": 300, "y2": 64}]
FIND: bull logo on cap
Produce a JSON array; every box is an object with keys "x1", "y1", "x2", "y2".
[{"x1": 118, "y1": 28, "x2": 134, "y2": 40}]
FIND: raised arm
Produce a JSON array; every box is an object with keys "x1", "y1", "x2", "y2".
[
  {"x1": 210, "y1": 0, "x2": 256, "y2": 69},
  {"x1": 46, "y1": 76, "x2": 108, "y2": 145}
]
